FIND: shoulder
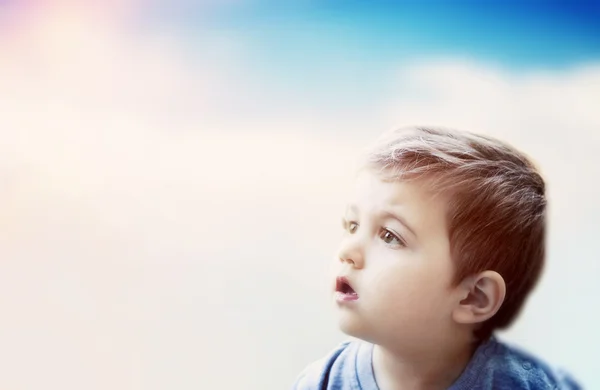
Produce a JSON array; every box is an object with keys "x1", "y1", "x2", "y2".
[
  {"x1": 291, "y1": 339, "x2": 358, "y2": 390},
  {"x1": 462, "y1": 338, "x2": 582, "y2": 390}
]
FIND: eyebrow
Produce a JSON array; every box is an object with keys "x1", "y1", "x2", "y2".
[{"x1": 347, "y1": 204, "x2": 417, "y2": 237}]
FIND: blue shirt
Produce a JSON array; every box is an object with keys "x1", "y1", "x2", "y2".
[{"x1": 292, "y1": 338, "x2": 581, "y2": 389}]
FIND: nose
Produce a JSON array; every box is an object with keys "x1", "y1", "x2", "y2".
[{"x1": 337, "y1": 237, "x2": 365, "y2": 269}]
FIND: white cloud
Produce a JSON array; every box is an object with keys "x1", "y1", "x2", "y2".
[{"x1": 0, "y1": 7, "x2": 359, "y2": 389}]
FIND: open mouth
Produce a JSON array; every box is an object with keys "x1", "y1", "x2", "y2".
[{"x1": 335, "y1": 276, "x2": 358, "y2": 301}]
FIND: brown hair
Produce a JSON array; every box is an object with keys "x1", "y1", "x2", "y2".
[{"x1": 362, "y1": 126, "x2": 546, "y2": 340}]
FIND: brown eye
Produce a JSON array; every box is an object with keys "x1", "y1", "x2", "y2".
[
  {"x1": 341, "y1": 219, "x2": 358, "y2": 234},
  {"x1": 348, "y1": 222, "x2": 358, "y2": 234},
  {"x1": 380, "y1": 229, "x2": 404, "y2": 247}
]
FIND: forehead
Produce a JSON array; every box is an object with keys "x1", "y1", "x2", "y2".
[
  {"x1": 350, "y1": 170, "x2": 435, "y2": 205},
  {"x1": 348, "y1": 170, "x2": 449, "y2": 233}
]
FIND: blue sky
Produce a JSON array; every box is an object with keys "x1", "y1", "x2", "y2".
[
  {"x1": 138, "y1": 1, "x2": 600, "y2": 116},
  {"x1": 165, "y1": 1, "x2": 600, "y2": 69}
]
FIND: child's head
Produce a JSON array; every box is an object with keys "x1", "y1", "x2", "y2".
[{"x1": 333, "y1": 126, "x2": 546, "y2": 351}]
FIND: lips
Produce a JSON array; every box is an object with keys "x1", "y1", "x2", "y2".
[{"x1": 335, "y1": 276, "x2": 358, "y2": 301}]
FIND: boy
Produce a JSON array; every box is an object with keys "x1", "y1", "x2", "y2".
[{"x1": 293, "y1": 127, "x2": 580, "y2": 389}]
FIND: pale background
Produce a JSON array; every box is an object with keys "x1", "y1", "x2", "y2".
[{"x1": 1, "y1": 2, "x2": 598, "y2": 389}]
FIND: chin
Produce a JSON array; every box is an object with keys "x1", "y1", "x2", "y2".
[{"x1": 335, "y1": 308, "x2": 368, "y2": 339}]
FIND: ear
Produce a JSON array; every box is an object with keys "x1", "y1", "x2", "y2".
[{"x1": 452, "y1": 271, "x2": 506, "y2": 325}]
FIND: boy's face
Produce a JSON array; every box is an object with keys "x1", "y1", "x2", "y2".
[{"x1": 333, "y1": 169, "x2": 461, "y2": 349}]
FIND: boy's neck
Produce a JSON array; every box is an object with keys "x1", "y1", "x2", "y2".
[{"x1": 372, "y1": 334, "x2": 478, "y2": 390}]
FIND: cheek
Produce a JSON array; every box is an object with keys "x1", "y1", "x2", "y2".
[
  {"x1": 371, "y1": 270, "x2": 430, "y2": 310},
  {"x1": 366, "y1": 258, "x2": 454, "y2": 313}
]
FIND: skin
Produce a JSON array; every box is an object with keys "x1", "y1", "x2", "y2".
[{"x1": 332, "y1": 169, "x2": 505, "y2": 390}]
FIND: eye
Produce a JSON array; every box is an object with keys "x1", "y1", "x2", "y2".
[
  {"x1": 348, "y1": 222, "x2": 358, "y2": 234},
  {"x1": 341, "y1": 218, "x2": 358, "y2": 234},
  {"x1": 379, "y1": 229, "x2": 406, "y2": 247}
]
